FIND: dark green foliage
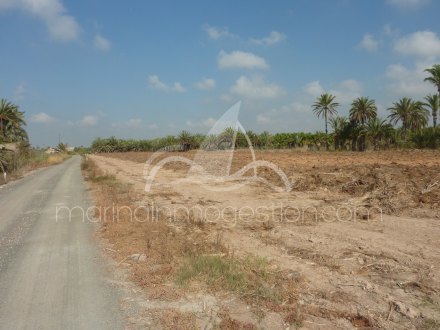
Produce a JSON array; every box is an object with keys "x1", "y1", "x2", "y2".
[{"x1": 411, "y1": 127, "x2": 440, "y2": 149}]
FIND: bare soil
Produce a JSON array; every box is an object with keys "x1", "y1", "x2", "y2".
[{"x1": 86, "y1": 150, "x2": 440, "y2": 329}]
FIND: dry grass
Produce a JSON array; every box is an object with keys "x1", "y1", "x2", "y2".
[
  {"x1": 1, "y1": 152, "x2": 71, "y2": 185},
  {"x1": 102, "y1": 149, "x2": 440, "y2": 216},
  {"x1": 150, "y1": 309, "x2": 197, "y2": 329},
  {"x1": 45, "y1": 154, "x2": 69, "y2": 165},
  {"x1": 82, "y1": 155, "x2": 316, "y2": 327},
  {"x1": 85, "y1": 151, "x2": 440, "y2": 328}
]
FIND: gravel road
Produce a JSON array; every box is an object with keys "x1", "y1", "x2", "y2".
[{"x1": 0, "y1": 156, "x2": 124, "y2": 329}]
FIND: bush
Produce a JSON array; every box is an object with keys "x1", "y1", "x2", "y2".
[{"x1": 411, "y1": 127, "x2": 440, "y2": 149}]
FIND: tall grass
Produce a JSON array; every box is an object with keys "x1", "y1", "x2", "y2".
[
  {"x1": 176, "y1": 254, "x2": 279, "y2": 302},
  {"x1": 0, "y1": 150, "x2": 70, "y2": 180}
]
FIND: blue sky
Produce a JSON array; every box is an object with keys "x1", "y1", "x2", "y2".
[{"x1": 0, "y1": 0, "x2": 439, "y2": 147}]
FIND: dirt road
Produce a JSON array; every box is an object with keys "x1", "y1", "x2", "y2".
[{"x1": 0, "y1": 156, "x2": 123, "y2": 329}]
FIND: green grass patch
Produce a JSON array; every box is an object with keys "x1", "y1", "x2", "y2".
[{"x1": 175, "y1": 254, "x2": 279, "y2": 302}]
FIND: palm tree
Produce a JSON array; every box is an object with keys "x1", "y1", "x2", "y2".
[
  {"x1": 245, "y1": 130, "x2": 259, "y2": 148},
  {"x1": 201, "y1": 134, "x2": 218, "y2": 150},
  {"x1": 424, "y1": 65, "x2": 440, "y2": 112},
  {"x1": 349, "y1": 97, "x2": 377, "y2": 151},
  {"x1": 366, "y1": 118, "x2": 393, "y2": 150},
  {"x1": 388, "y1": 98, "x2": 429, "y2": 138},
  {"x1": 258, "y1": 131, "x2": 272, "y2": 149},
  {"x1": 0, "y1": 99, "x2": 27, "y2": 142},
  {"x1": 178, "y1": 130, "x2": 194, "y2": 151},
  {"x1": 423, "y1": 94, "x2": 438, "y2": 128},
  {"x1": 312, "y1": 93, "x2": 339, "y2": 151},
  {"x1": 330, "y1": 116, "x2": 348, "y2": 150},
  {"x1": 219, "y1": 127, "x2": 237, "y2": 149},
  {"x1": 407, "y1": 101, "x2": 429, "y2": 131},
  {"x1": 350, "y1": 97, "x2": 377, "y2": 124},
  {"x1": 308, "y1": 132, "x2": 324, "y2": 151}
]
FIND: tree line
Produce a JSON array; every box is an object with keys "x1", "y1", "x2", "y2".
[
  {"x1": 311, "y1": 64, "x2": 440, "y2": 151},
  {"x1": 2, "y1": 65, "x2": 440, "y2": 156},
  {"x1": 91, "y1": 64, "x2": 440, "y2": 153}
]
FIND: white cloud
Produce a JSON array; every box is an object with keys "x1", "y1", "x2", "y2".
[
  {"x1": 256, "y1": 113, "x2": 271, "y2": 124},
  {"x1": 148, "y1": 74, "x2": 186, "y2": 92},
  {"x1": 230, "y1": 76, "x2": 284, "y2": 99},
  {"x1": 94, "y1": 34, "x2": 111, "y2": 51},
  {"x1": 251, "y1": 31, "x2": 286, "y2": 46},
  {"x1": 126, "y1": 118, "x2": 142, "y2": 127},
  {"x1": 172, "y1": 82, "x2": 186, "y2": 93},
  {"x1": 148, "y1": 123, "x2": 158, "y2": 130},
  {"x1": 303, "y1": 79, "x2": 362, "y2": 104},
  {"x1": 31, "y1": 112, "x2": 55, "y2": 123},
  {"x1": 386, "y1": 0, "x2": 430, "y2": 9},
  {"x1": 13, "y1": 83, "x2": 26, "y2": 100},
  {"x1": 148, "y1": 75, "x2": 168, "y2": 91},
  {"x1": 304, "y1": 80, "x2": 324, "y2": 97},
  {"x1": 386, "y1": 61, "x2": 434, "y2": 98},
  {"x1": 186, "y1": 117, "x2": 216, "y2": 128},
  {"x1": 195, "y1": 78, "x2": 216, "y2": 90},
  {"x1": 217, "y1": 50, "x2": 269, "y2": 70},
  {"x1": 394, "y1": 30, "x2": 440, "y2": 59},
  {"x1": 0, "y1": 0, "x2": 81, "y2": 41},
  {"x1": 330, "y1": 79, "x2": 362, "y2": 104},
  {"x1": 358, "y1": 34, "x2": 379, "y2": 52},
  {"x1": 254, "y1": 79, "x2": 362, "y2": 130},
  {"x1": 80, "y1": 115, "x2": 98, "y2": 126},
  {"x1": 204, "y1": 25, "x2": 235, "y2": 40},
  {"x1": 256, "y1": 102, "x2": 310, "y2": 125},
  {"x1": 272, "y1": 102, "x2": 310, "y2": 116}
]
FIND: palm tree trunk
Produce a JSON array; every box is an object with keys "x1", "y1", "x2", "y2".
[
  {"x1": 324, "y1": 111, "x2": 329, "y2": 151},
  {"x1": 436, "y1": 88, "x2": 440, "y2": 128},
  {"x1": 358, "y1": 135, "x2": 366, "y2": 152}
]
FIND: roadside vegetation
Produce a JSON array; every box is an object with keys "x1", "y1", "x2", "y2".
[
  {"x1": 82, "y1": 156, "x2": 314, "y2": 327},
  {"x1": 0, "y1": 98, "x2": 71, "y2": 184}
]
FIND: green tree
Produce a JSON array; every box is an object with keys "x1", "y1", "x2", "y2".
[
  {"x1": 330, "y1": 116, "x2": 348, "y2": 150},
  {"x1": 349, "y1": 97, "x2": 377, "y2": 151},
  {"x1": 312, "y1": 93, "x2": 339, "y2": 151},
  {"x1": 424, "y1": 64, "x2": 440, "y2": 124},
  {"x1": 423, "y1": 94, "x2": 438, "y2": 128},
  {"x1": 219, "y1": 127, "x2": 236, "y2": 149},
  {"x1": 0, "y1": 99, "x2": 27, "y2": 142},
  {"x1": 388, "y1": 98, "x2": 429, "y2": 138},
  {"x1": 258, "y1": 131, "x2": 272, "y2": 149},
  {"x1": 366, "y1": 118, "x2": 394, "y2": 150},
  {"x1": 178, "y1": 130, "x2": 194, "y2": 151},
  {"x1": 350, "y1": 97, "x2": 377, "y2": 124}
]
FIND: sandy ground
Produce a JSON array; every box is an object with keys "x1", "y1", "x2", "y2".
[{"x1": 89, "y1": 150, "x2": 440, "y2": 329}]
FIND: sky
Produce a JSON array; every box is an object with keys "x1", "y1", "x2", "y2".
[{"x1": 0, "y1": 0, "x2": 439, "y2": 147}]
